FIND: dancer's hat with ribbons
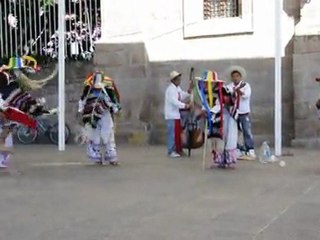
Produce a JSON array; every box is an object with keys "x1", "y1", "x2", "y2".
[
  {"x1": 201, "y1": 70, "x2": 225, "y2": 83},
  {"x1": 6, "y1": 56, "x2": 40, "y2": 72}
]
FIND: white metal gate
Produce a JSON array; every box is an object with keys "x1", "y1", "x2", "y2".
[{"x1": 0, "y1": 0, "x2": 101, "y2": 61}]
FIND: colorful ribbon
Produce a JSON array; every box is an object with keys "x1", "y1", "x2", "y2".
[
  {"x1": 6, "y1": 56, "x2": 38, "y2": 70},
  {"x1": 8, "y1": 57, "x2": 24, "y2": 69},
  {"x1": 207, "y1": 70, "x2": 214, "y2": 108},
  {"x1": 199, "y1": 72, "x2": 213, "y2": 136}
]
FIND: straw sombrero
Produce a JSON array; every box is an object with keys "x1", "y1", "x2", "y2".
[
  {"x1": 169, "y1": 70, "x2": 182, "y2": 81},
  {"x1": 225, "y1": 65, "x2": 247, "y2": 80}
]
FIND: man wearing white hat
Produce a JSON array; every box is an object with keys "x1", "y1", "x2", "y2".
[
  {"x1": 164, "y1": 70, "x2": 192, "y2": 158},
  {"x1": 226, "y1": 66, "x2": 256, "y2": 159}
]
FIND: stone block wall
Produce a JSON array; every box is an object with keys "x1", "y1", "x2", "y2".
[
  {"x1": 93, "y1": 42, "x2": 295, "y2": 147},
  {"x1": 291, "y1": 35, "x2": 320, "y2": 148},
  {"x1": 30, "y1": 42, "x2": 296, "y2": 147}
]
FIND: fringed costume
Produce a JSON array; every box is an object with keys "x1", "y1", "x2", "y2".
[
  {"x1": 196, "y1": 71, "x2": 238, "y2": 168},
  {"x1": 78, "y1": 71, "x2": 121, "y2": 165},
  {"x1": 0, "y1": 56, "x2": 56, "y2": 168}
]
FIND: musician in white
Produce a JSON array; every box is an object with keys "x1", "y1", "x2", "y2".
[
  {"x1": 164, "y1": 71, "x2": 192, "y2": 158},
  {"x1": 226, "y1": 66, "x2": 256, "y2": 159}
]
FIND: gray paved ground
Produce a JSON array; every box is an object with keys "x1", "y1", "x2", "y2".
[{"x1": 0, "y1": 145, "x2": 319, "y2": 240}]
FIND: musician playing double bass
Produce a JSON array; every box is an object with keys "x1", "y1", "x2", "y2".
[{"x1": 164, "y1": 70, "x2": 193, "y2": 158}]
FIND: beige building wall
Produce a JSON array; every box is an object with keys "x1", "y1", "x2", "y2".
[
  {"x1": 94, "y1": 0, "x2": 304, "y2": 146},
  {"x1": 99, "y1": 0, "x2": 297, "y2": 60}
]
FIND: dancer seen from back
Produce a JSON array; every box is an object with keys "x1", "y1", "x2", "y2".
[{"x1": 78, "y1": 71, "x2": 121, "y2": 165}]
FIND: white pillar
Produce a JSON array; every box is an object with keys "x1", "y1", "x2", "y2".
[
  {"x1": 274, "y1": 0, "x2": 282, "y2": 156},
  {"x1": 58, "y1": 0, "x2": 65, "y2": 151}
]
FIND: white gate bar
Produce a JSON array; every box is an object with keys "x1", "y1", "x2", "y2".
[
  {"x1": 8, "y1": 1, "x2": 13, "y2": 56},
  {"x1": 45, "y1": 2, "x2": 50, "y2": 51},
  {"x1": 53, "y1": 0, "x2": 57, "y2": 38},
  {"x1": 18, "y1": 1, "x2": 23, "y2": 56},
  {"x1": 33, "y1": 0, "x2": 38, "y2": 53},
  {"x1": 58, "y1": 0, "x2": 66, "y2": 151},
  {"x1": 28, "y1": 0, "x2": 32, "y2": 54},
  {"x1": 4, "y1": 1, "x2": 8, "y2": 57},
  {"x1": 13, "y1": 3, "x2": 18, "y2": 55},
  {"x1": 38, "y1": 0, "x2": 42, "y2": 53},
  {"x1": 23, "y1": 0, "x2": 28, "y2": 55}
]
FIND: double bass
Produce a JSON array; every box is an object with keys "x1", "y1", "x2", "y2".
[{"x1": 180, "y1": 68, "x2": 205, "y2": 156}]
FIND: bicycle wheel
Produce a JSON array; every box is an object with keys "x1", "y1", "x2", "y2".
[
  {"x1": 17, "y1": 126, "x2": 38, "y2": 144},
  {"x1": 48, "y1": 123, "x2": 71, "y2": 145}
]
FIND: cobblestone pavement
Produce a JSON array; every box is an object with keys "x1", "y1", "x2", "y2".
[{"x1": 0, "y1": 145, "x2": 320, "y2": 240}]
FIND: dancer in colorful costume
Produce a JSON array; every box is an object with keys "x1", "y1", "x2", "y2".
[
  {"x1": 78, "y1": 71, "x2": 121, "y2": 165},
  {"x1": 0, "y1": 56, "x2": 57, "y2": 168},
  {"x1": 195, "y1": 70, "x2": 238, "y2": 168}
]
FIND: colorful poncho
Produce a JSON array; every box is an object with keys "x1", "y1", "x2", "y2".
[
  {"x1": 0, "y1": 72, "x2": 49, "y2": 117},
  {"x1": 193, "y1": 70, "x2": 234, "y2": 139},
  {"x1": 0, "y1": 56, "x2": 56, "y2": 127},
  {"x1": 80, "y1": 71, "x2": 121, "y2": 128}
]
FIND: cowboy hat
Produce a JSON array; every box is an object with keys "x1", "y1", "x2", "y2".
[
  {"x1": 225, "y1": 65, "x2": 247, "y2": 80},
  {"x1": 169, "y1": 70, "x2": 182, "y2": 81}
]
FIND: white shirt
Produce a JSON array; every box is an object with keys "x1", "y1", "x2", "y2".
[
  {"x1": 227, "y1": 81, "x2": 252, "y2": 114},
  {"x1": 164, "y1": 83, "x2": 190, "y2": 120}
]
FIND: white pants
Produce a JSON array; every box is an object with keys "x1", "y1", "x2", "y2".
[
  {"x1": 0, "y1": 127, "x2": 13, "y2": 165},
  {"x1": 211, "y1": 109, "x2": 238, "y2": 167},
  {"x1": 223, "y1": 108, "x2": 238, "y2": 150},
  {"x1": 86, "y1": 111, "x2": 117, "y2": 162}
]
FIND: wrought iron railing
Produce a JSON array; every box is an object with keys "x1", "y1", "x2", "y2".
[{"x1": 0, "y1": 0, "x2": 101, "y2": 61}]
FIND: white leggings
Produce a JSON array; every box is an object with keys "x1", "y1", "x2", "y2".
[
  {"x1": 86, "y1": 111, "x2": 117, "y2": 162},
  {"x1": 0, "y1": 128, "x2": 13, "y2": 164}
]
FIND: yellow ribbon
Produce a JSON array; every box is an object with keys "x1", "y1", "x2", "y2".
[
  {"x1": 207, "y1": 70, "x2": 214, "y2": 108},
  {"x1": 22, "y1": 56, "x2": 38, "y2": 69}
]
